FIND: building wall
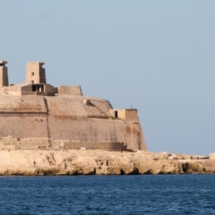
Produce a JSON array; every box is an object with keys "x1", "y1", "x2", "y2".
[
  {"x1": 110, "y1": 109, "x2": 139, "y2": 121},
  {"x1": 124, "y1": 109, "x2": 139, "y2": 121},
  {"x1": 26, "y1": 62, "x2": 46, "y2": 84},
  {"x1": 58, "y1": 86, "x2": 83, "y2": 96}
]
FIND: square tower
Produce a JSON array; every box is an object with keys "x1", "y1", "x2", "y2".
[
  {"x1": 0, "y1": 60, "x2": 9, "y2": 87},
  {"x1": 26, "y1": 62, "x2": 46, "y2": 84}
]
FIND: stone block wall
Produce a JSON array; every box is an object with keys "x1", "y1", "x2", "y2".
[
  {"x1": 0, "y1": 114, "x2": 48, "y2": 138},
  {"x1": 124, "y1": 109, "x2": 139, "y2": 121},
  {"x1": 0, "y1": 96, "x2": 47, "y2": 113},
  {"x1": 3, "y1": 85, "x2": 22, "y2": 95},
  {"x1": 45, "y1": 98, "x2": 86, "y2": 117},
  {"x1": 0, "y1": 137, "x2": 124, "y2": 151},
  {"x1": 0, "y1": 96, "x2": 146, "y2": 151},
  {"x1": 83, "y1": 99, "x2": 112, "y2": 118},
  {"x1": 63, "y1": 141, "x2": 124, "y2": 151},
  {"x1": 26, "y1": 62, "x2": 46, "y2": 84},
  {"x1": 58, "y1": 86, "x2": 83, "y2": 96},
  {"x1": 110, "y1": 109, "x2": 138, "y2": 121},
  {"x1": 0, "y1": 114, "x2": 146, "y2": 151}
]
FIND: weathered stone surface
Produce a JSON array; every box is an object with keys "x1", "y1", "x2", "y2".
[{"x1": 0, "y1": 150, "x2": 213, "y2": 176}]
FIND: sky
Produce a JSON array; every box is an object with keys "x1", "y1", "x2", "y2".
[{"x1": 1, "y1": 1, "x2": 215, "y2": 155}]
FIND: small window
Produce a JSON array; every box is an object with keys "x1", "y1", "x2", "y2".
[
  {"x1": 31, "y1": 72, "x2": 34, "y2": 76},
  {"x1": 115, "y1": 111, "x2": 118, "y2": 118},
  {"x1": 32, "y1": 80, "x2": 34, "y2": 84}
]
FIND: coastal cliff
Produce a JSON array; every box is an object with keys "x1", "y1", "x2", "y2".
[{"x1": 0, "y1": 150, "x2": 214, "y2": 176}]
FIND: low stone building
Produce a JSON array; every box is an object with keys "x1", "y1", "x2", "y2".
[{"x1": 0, "y1": 61, "x2": 147, "y2": 151}]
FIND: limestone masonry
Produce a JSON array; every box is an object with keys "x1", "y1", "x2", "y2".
[{"x1": 0, "y1": 61, "x2": 147, "y2": 151}]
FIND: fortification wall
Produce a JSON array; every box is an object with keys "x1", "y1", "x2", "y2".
[
  {"x1": 0, "y1": 96, "x2": 146, "y2": 151},
  {"x1": 45, "y1": 97, "x2": 112, "y2": 118},
  {"x1": 3, "y1": 85, "x2": 22, "y2": 95},
  {"x1": 124, "y1": 122, "x2": 144, "y2": 150},
  {"x1": 63, "y1": 141, "x2": 124, "y2": 151},
  {"x1": 0, "y1": 96, "x2": 47, "y2": 113},
  {"x1": 46, "y1": 116, "x2": 145, "y2": 150},
  {"x1": 0, "y1": 114, "x2": 48, "y2": 138},
  {"x1": 0, "y1": 114, "x2": 146, "y2": 151},
  {"x1": 45, "y1": 98, "x2": 86, "y2": 117},
  {"x1": 58, "y1": 86, "x2": 83, "y2": 96},
  {"x1": 84, "y1": 99, "x2": 112, "y2": 118},
  {"x1": 47, "y1": 117, "x2": 125, "y2": 142},
  {"x1": 0, "y1": 138, "x2": 124, "y2": 151}
]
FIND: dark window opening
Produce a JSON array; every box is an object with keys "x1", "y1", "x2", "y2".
[
  {"x1": 32, "y1": 85, "x2": 36, "y2": 91},
  {"x1": 32, "y1": 84, "x2": 45, "y2": 92},
  {"x1": 115, "y1": 111, "x2": 118, "y2": 118},
  {"x1": 32, "y1": 72, "x2": 34, "y2": 76},
  {"x1": 31, "y1": 80, "x2": 34, "y2": 84}
]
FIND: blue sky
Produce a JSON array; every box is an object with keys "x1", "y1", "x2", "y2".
[{"x1": 1, "y1": 1, "x2": 215, "y2": 155}]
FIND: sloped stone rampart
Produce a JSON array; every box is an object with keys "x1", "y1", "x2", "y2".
[
  {"x1": 0, "y1": 116, "x2": 146, "y2": 151},
  {"x1": 0, "y1": 95, "x2": 147, "y2": 151}
]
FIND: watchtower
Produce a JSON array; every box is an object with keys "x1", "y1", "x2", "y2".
[
  {"x1": 26, "y1": 62, "x2": 46, "y2": 84},
  {"x1": 0, "y1": 60, "x2": 9, "y2": 87}
]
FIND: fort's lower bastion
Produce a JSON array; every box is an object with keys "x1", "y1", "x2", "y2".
[{"x1": 0, "y1": 61, "x2": 147, "y2": 151}]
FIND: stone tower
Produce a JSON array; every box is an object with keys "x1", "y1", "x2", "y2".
[
  {"x1": 0, "y1": 60, "x2": 9, "y2": 87},
  {"x1": 26, "y1": 62, "x2": 46, "y2": 84}
]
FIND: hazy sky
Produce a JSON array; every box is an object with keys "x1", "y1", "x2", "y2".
[{"x1": 1, "y1": 1, "x2": 215, "y2": 155}]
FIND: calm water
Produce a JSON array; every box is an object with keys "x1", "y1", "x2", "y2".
[{"x1": 0, "y1": 175, "x2": 214, "y2": 214}]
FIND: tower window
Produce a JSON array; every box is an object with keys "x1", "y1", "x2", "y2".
[
  {"x1": 32, "y1": 80, "x2": 34, "y2": 84},
  {"x1": 31, "y1": 72, "x2": 34, "y2": 76}
]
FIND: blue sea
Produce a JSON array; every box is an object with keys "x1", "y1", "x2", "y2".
[{"x1": 0, "y1": 175, "x2": 214, "y2": 214}]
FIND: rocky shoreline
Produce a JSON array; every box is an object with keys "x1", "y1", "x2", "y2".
[{"x1": 0, "y1": 150, "x2": 214, "y2": 176}]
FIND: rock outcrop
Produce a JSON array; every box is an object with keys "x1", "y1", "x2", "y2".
[{"x1": 0, "y1": 150, "x2": 214, "y2": 176}]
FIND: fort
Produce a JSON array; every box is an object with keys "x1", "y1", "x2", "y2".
[{"x1": 0, "y1": 60, "x2": 147, "y2": 151}]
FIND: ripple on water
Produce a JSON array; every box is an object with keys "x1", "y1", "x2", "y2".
[{"x1": 0, "y1": 175, "x2": 214, "y2": 214}]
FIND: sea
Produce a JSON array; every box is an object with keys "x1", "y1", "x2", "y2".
[{"x1": 0, "y1": 175, "x2": 214, "y2": 215}]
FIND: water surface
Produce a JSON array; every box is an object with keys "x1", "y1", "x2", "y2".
[{"x1": 0, "y1": 175, "x2": 214, "y2": 214}]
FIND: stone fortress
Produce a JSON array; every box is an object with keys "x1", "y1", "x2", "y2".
[{"x1": 0, "y1": 61, "x2": 147, "y2": 151}]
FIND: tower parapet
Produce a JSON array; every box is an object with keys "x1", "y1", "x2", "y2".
[
  {"x1": 26, "y1": 62, "x2": 46, "y2": 84},
  {"x1": 0, "y1": 61, "x2": 9, "y2": 87}
]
